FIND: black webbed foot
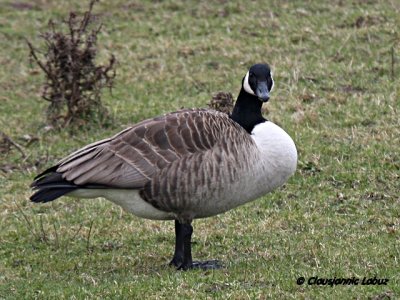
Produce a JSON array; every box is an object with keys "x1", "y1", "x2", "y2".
[
  {"x1": 170, "y1": 220, "x2": 223, "y2": 271},
  {"x1": 169, "y1": 256, "x2": 183, "y2": 268},
  {"x1": 177, "y1": 260, "x2": 223, "y2": 271}
]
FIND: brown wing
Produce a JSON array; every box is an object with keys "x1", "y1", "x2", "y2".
[{"x1": 56, "y1": 109, "x2": 228, "y2": 188}]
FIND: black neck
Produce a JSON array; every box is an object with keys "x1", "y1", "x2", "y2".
[{"x1": 230, "y1": 87, "x2": 266, "y2": 133}]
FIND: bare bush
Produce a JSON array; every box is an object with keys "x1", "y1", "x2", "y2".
[
  {"x1": 208, "y1": 91, "x2": 234, "y2": 115},
  {"x1": 27, "y1": 0, "x2": 116, "y2": 128}
]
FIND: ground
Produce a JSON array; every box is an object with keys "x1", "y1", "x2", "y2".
[{"x1": 0, "y1": 0, "x2": 399, "y2": 299}]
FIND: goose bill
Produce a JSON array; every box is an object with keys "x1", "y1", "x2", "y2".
[{"x1": 256, "y1": 81, "x2": 270, "y2": 102}]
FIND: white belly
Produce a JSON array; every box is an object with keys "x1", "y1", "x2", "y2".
[{"x1": 69, "y1": 189, "x2": 175, "y2": 220}]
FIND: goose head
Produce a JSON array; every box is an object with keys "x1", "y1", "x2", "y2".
[{"x1": 242, "y1": 63, "x2": 274, "y2": 102}]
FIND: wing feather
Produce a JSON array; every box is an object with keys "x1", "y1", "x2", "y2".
[{"x1": 52, "y1": 109, "x2": 233, "y2": 189}]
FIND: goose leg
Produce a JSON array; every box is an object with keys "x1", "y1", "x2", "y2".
[
  {"x1": 173, "y1": 221, "x2": 223, "y2": 271},
  {"x1": 169, "y1": 220, "x2": 184, "y2": 267},
  {"x1": 177, "y1": 222, "x2": 193, "y2": 270}
]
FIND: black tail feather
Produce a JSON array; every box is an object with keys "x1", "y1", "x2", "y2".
[
  {"x1": 30, "y1": 186, "x2": 77, "y2": 203},
  {"x1": 33, "y1": 165, "x2": 59, "y2": 181},
  {"x1": 31, "y1": 172, "x2": 64, "y2": 188},
  {"x1": 30, "y1": 166, "x2": 78, "y2": 203}
]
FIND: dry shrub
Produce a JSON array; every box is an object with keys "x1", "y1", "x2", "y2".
[
  {"x1": 27, "y1": 0, "x2": 116, "y2": 128},
  {"x1": 208, "y1": 91, "x2": 234, "y2": 115}
]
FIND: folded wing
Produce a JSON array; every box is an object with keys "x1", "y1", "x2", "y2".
[{"x1": 41, "y1": 109, "x2": 230, "y2": 189}]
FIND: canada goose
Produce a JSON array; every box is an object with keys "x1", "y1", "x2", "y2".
[{"x1": 31, "y1": 63, "x2": 297, "y2": 270}]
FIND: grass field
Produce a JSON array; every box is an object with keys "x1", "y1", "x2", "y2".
[{"x1": 1, "y1": 0, "x2": 399, "y2": 298}]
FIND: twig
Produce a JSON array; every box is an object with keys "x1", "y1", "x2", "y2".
[
  {"x1": 14, "y1": 200, "x2": 39, "y2": 240},
  {"x1": 53, "y1": 222, "x2": 60, "y2": 249},
  {"x1": 86, "y1": 220, "x2": 94, "y2": 253},
  {"x1": 22, "y1": 153, "x2": 31, "y2": 164},
  {"x1": 39, "y1": 215, "x2": 49, "y2": 244},
  {"x1": 1, "y1": 131, "x2": 27, "y2": 158},
  {"x1": 70, "y1": 223, "x2": 83, "y2": 243},
  {"x1": 25, "y1": 39, "x2": 53, "y2": 81},
  {"x1": 79, "y1": 0, "x2": 98, "y2": 35}
]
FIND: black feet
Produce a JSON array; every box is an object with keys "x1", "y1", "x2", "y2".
[
  {"x1": 169, "y1": 256, "x2": 183, "y2": 268},
  {"x1": 178, "y1": 260, "x2": 223, "y2": 271},
  {"x1": 170, "y1": 258, "x2": 223, "y2": 270},
  {"x1": 169, "y1": 220, "x2": 223, "y2": 271}
]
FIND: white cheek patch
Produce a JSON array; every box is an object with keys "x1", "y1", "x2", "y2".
[
  {"x1": 243, "y1": 71, "x2": 256, "y2": 96},
  {"x1": 270, "y1": 71, "x2": 274, "y2": 92}
]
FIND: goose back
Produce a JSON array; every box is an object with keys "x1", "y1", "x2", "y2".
[{"x1": 54, "y1": 109, "x2": 251, "y2": 191}]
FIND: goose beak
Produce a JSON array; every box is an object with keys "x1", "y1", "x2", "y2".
[{"x1": 256, "y1": 82, "x2": 270, "y2": 102}]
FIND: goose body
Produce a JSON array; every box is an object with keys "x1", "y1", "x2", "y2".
[
  {"x1": 68, "y1": 112, "x2": 296, "y2": 221},
  {"x1": 31, "y1": 64, "x2": 297, "y2": 270}
]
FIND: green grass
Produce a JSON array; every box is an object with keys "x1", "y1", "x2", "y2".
[{"x1": 1, "y1": 0, "x2": 399, "y2": 299}]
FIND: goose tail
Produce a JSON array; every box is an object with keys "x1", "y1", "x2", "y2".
[{"x1": 30, "y1": 166, "x2": 78, "y2": 203}]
